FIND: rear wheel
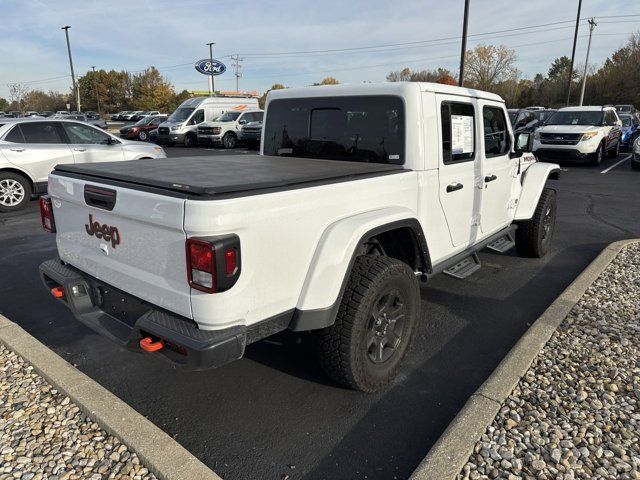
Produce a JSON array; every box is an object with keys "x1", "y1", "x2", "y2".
[
  {"x1": 516, "y1": 188, "x2": 556, "y2": 258},
  {"x1": 138, "y1": 130, "x2": 148, "y2": 141},
  {"x1": 0, "y1": 172, "x2": 32, "y2": 212},
  {"x1": 316, "y1": 255, "x2": 420, "y2": 393}
]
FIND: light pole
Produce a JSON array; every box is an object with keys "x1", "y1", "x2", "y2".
[
  {"x1": 458, "y1": 0, "x2": 470, "y2": 86},
  {"x1": 579, "y1": 18, "x2": 597, "y2": 106},
  {"x1": 566, "y1": 0, "x2": 582, "y2": 105},
  {"x1": 206, "y1": 42, "x2": 215, "y2": 96},
  {"x1": 61, "y1": 26, "x2": 81, "y2": 111},
  {"x1": 91, "y1": 66, "x2": 101, "y2": 115}
]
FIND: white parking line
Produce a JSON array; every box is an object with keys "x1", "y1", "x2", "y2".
[{"x1": 601, "y1": 155, "x2": 632, "y2": 174}]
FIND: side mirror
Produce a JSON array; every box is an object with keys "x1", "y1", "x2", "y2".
[
  {"x1": 238, "y1": 119, "x2": 247, "y2": 125},
  {"x1": 513, "y1": 132, "x2": 531, "y2": 153}
]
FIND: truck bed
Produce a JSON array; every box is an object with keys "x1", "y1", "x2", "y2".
[{"x1": 54, "y1": 155, "x2": 408, "y2": 198}]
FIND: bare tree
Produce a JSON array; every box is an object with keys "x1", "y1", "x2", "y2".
[
  {"x1": 7, "y1": 83, "x2": 30, "y2": 109},
  {"x1": 464, "y1": 45, "x2": 517, "y2": 90}
]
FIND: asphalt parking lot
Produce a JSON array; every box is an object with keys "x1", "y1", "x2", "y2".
[{"x1": 1, "y1": 149, "x2": 639, "y2": 480}]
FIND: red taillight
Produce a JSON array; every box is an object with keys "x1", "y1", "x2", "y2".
[
  {"x1": 186, "y1": 239, "x2": 216, "y2": 293},
  {"x1": 185, "y1": 236, "x2": 241, "y2": 294},
  {"x1": 39, "y1": 196, "x2": 56, "y2": 233}
]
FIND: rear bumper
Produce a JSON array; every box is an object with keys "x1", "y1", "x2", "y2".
[{"x1": 39, "y1": 258, "x2": 246, "y2": 371}]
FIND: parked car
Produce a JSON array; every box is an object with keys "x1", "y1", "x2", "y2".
[
  {"x1": 618, "y1": 113, "x2": 640, "y2": 151},
  {"x1": 123, "y1": 111, "x2": 143, "y2": 121},
  {"x1": 239, "y1": 119, "x2": 263, "y2": 149},
  {"x1": 131, "y1": 111, "x2": 161, "y2": 122},
  {"x1": 158, "y1": 96, "x2": 259, "y2": 147},
  {"x1": 9, "y1": 111, "x2": 23, "y2": 118},
  {"x1": 40, "y1": 111, "x2": 55, "y2": 117},
  {"x1": 55, "y1": 111, "x2": 69, "y2": 116},
  {"x1": 0, "y1": 118, "x2": 166, "y2": 212},
  {"x1": 25, "y1": 111, "x2": 41, "y2": 117},
  {"x1": 111, "y1": 111, "x2": 127, "y2": 121},
  {"x1": 119, "y1": 115, "x2": 167, "y2": 141},
  {"x1": 148, "y1": 128, "x2": 159, "y2": 143},
  {"x1": 197, "y1": 110, "x2": 264, "y2": 148},
  {"x1": 615, "y1": 104, "x2": 636, "y2": 115},
  {"x1": 526, "y1": 106, "x2": 546, "y2": 111},
  {"x1": 533, "y1": 106, "x2": 622, "y2": 165},
  {"x1": 37, "y1": 82, "x2": 559, "y2": 392},
  {"x1": 510, "y1": 109, "x2": 556, "y2": 134},
  {"x1": 84, "y1": 111, "x2": 100, "y2": 120}
]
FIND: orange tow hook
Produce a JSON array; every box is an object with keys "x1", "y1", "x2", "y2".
[
  {"x1": 139, "y1": 336, "x2": 165, "y2": 352},
  {"x1": 50, "y1": 286, "x2": 65, "y2": 298}
]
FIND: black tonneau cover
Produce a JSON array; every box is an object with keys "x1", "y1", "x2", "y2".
[{"x1": 54, "y1": 155, "x2": 407, "y2": 197}]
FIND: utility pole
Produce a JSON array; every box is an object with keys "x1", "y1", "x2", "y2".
[
  {"x1": 61, "y1": 26, "x2": 81, "y2": 111},
  {"x1": 231, "y1": 55, "x2": 243, "y2": 92},
  {"x1": 458, "y1": 0, "x2": 470, "y2": 87},
  {"x1": 206, "y1": 42, "x2": 216, "y2": 96},
  {"x1": 566, "y1": 0, "x2": 582, "y2": 105},
  {"x1": 91, "y1": 66, "x2": 101, "y2": 115},
  {"x1": 578, "y1": 18, "x2": 597, "y2": 106}
]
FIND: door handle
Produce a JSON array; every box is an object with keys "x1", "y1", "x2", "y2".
[
  {"x1": 484, "y1": 174, "x2": 497, "y2": 183},
  {"x1": 9, "y1": 148, "x2": 25, "y2": 152},
  {"x1": 73, "y1": 148, "x2": 87, "y2": 152},
  {"x1": 446, "y1": 182, "x2": 464, "y2": 193}
]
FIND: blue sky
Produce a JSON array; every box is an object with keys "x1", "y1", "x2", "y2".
[{"x1": 1, "y1": 0, "x2": 638, "y2": 100}]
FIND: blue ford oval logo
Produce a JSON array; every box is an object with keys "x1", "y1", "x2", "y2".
[{"x1": 195, "y1": 59, "x2": 226, "y2": 76}]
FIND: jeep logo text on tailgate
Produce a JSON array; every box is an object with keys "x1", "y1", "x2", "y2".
[{"x1": 85, "y1": 214, "x2": 121, "y2": 248}]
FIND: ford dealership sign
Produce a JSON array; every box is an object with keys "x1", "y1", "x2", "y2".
[{"x1": 195, "y1": 59, "x2": 226, "y2": 76}]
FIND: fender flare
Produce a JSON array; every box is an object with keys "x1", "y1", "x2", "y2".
[
  {"x1": 289, "y1": 207, "x2": 429, "y2": 331},
  {"x1": 514, "y1": 162, "x2": 560, "y2": 221}
]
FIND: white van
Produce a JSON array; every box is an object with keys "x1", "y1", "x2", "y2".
[{"x1": 157, "y1": 96, "x2": 259, "y2": 147}]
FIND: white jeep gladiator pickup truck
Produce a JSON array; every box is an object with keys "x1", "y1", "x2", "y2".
[{"x1": 38, "y1": 82, "x2": 559, "y2": 392}]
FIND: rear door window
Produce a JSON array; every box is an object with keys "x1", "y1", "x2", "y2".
[
  {"x1": 440, "y1": 102, "x2": 475, "y2": 164},
  {"x1": 263, "y1": 95, "x2": 404, "y2": 164},
  {"x1": 19, "y1": 122, "x2": 65, "y2": 144}
]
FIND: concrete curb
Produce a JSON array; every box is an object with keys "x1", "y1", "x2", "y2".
[
  {"x1": 0, "y1": 314, "x2": 222, "y2": 480},
  {"x1": 410, "y1": 239, "x2": 640, "y2": 480}
]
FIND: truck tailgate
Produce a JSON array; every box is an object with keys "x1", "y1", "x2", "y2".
[{"x1": 48, "y1": 174, "x2": 191, "y2": 319}]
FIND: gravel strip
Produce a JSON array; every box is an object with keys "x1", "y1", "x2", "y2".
[
  {"x1": 0, "y1": 344, "x2": 158, "y2": 480},
  {"x1": 458, "y1": 242, "x2": 640, "y2": 480}
]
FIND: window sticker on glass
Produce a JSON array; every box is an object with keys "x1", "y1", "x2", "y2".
[{"x1": 451, "y1": 115, "x2": 474, "y2": 154}]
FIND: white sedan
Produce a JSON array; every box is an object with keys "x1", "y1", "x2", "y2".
[{"x1": 0, "y1": 118, "x2": 166, "y2": 212}]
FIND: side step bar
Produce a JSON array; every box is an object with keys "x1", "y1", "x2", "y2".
[
  {"x1": 485, "y1": 232, "x2": 516, "y2": 253},
  {"x1": 427, "y1": 225, "x2": 517, "y2": 281},
  {"x1": 443, "y1": 253, "x2": 481, "y2": 279}
]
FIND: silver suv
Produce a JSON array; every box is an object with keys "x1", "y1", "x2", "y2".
[{"x1": 0, "y1": 118, "x2": 166, "y2": 212}]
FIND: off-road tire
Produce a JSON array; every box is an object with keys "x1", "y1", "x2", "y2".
[
  {"x1": 222, "y1": 132, "x2": 237, "y2": 149},
  {"x1": 183, "y1": 134, "x2": 196, "y2": 148},
  {"x1": 316, "y1": 255, "x2": 420, "y2": 393},
  {"x1": 0, "y1": 171, "x2": 32, "y2": 213},
  {"x1": 516, "y1": 188, "x2": 556, "y2": 258}
]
